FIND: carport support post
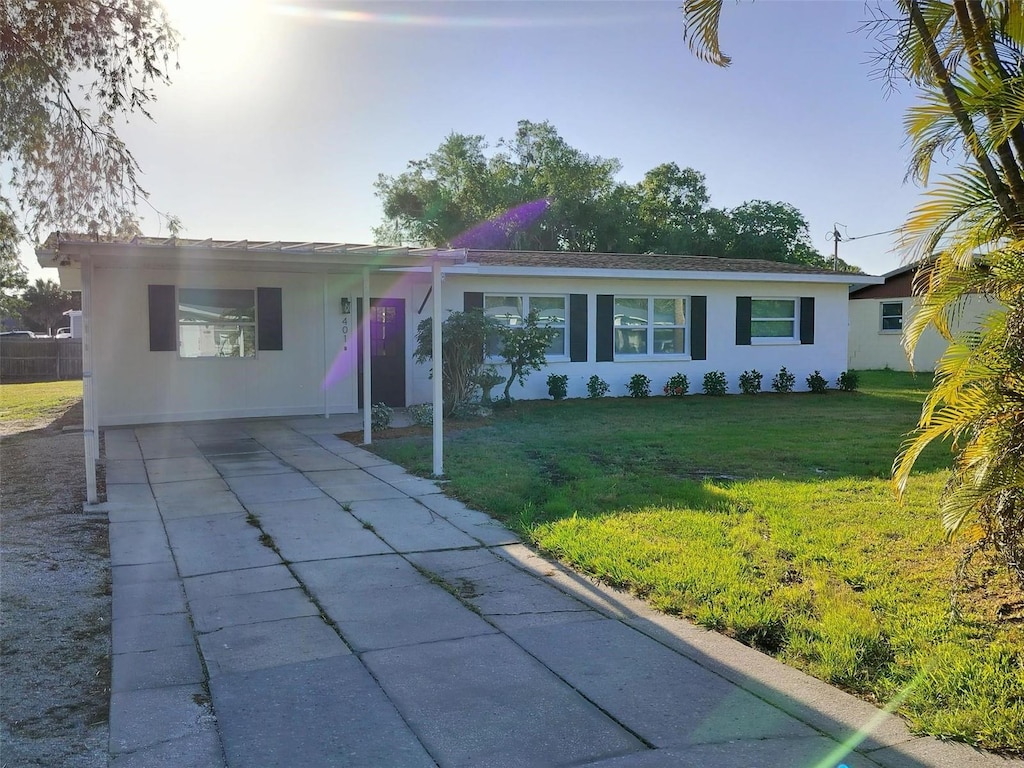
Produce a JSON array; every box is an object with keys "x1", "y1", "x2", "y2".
[
  {"x1": 362, "y1": 267, "x2": 372, "y2": 445},
  {"x1": 431, "y1": 258, "x2": 443, "y2": 477},
  {"x1": 81, "y1": 256, "x2": 98, "y2": 503}
]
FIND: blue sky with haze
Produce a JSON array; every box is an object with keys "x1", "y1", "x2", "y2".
[{"x1": 26, "y1": 0, "x2": 936, "y2": 280}]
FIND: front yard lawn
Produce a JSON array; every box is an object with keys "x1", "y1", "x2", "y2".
[{"x1": 369, "y1": 370, "x2": 1024, "y2": 752}]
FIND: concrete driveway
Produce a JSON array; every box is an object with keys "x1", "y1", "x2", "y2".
[{"x1": 97, "y1": 416, "x2": 1018, "y2": 768}]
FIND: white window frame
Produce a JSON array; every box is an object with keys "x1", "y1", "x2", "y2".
[
  {"x1": 750, "y1": 297, "x2": 799, "y2": 345},
  {"x1": 880, "y1": 301, "x2": 904, "y2": 334},
  {"x1": 177, "y1": 287, "x2": 257, "y2": 359},
  {"x1": 483, "y1": 294, "x2": 568, "y2": 359},
  {"x1": 613, "y1": 296, "x2": 689, "y2": 359}
]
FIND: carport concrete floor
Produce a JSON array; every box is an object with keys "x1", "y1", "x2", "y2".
[{"x1": 95, "y1": 415, "x2": 1020, "y2": 768}]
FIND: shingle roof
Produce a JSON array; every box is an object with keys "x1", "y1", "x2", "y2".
[{"x1": 464, "y1": 249, "x2": 848, "y2": 275}]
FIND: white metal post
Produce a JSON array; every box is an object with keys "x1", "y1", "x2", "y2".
[
  {"x1": 322, "y1": 279, "x2": 329, "y2": 418},
  {"x1": 362, "y1": 267, "x2": 372, "y2": 444},
  {"x1": 81, "y1": 257, "x2": 97, "y2": 503},
  {"x1": 431, "y1": 259, "x2": 444, "y2": 476}
]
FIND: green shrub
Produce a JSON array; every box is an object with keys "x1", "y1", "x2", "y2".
[
  {"x1": 772, "y1": 366, "x2": 796, "y2": 393},
  {"x1": 807, "y1": 370, "x2": 829, "y2": 394},
  {"x1": 587, "y1": 375, "x2": 609, "y2": 398},
  {"x1": 371, "y1": 402, "x2": 393, "y2": 431},
  {"x1": 627, "y1": 373, "x2": 651, "y2": 398},
  {"x1": 738, "y1": 369, "x2": 762, "y2": 395},
  {"x1": 702, "y1": 371, "x2": 728, "y2": 396},
  {"x1": 546, "y1": 373, "x2": 569, "y2": 400},
  {"x1": 663, "y1": 372, "x2": 689, "y2": 397},
  {"x1": 836, "y1": 370, "x2": 860, "y2": 392},
  {"x1": 407, "y1": 403, "x2": 433, "y2": 427}
]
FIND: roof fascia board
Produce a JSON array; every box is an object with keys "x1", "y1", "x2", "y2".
[
  {"x1": 441, "y1": 264, "x2": 883, "y2": 284},
  {"x1": 36, "y1": 242, "x2": 466, "y2": 271}
]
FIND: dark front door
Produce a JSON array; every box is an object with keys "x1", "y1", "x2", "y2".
[{"x1": 357, "y1": 298, "x2": 406, "y2": 407}]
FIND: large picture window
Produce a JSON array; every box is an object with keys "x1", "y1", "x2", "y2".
[
  {"x1": 178, "y1": 288, "x2": 256, "y2": 358},
  {"x1": 614, "y1": 297, "x2": 687, "y2": 356},
  {"x1": 484, "y1": 294, "x2": 566, "y2": 357},
  {"x1": 750, "y1": 298, "x2": 796, "y2": 341}
]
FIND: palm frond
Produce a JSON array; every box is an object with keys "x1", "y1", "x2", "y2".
[{"x1": 682, "y1": 0, "x2": 731, "y2": 67}]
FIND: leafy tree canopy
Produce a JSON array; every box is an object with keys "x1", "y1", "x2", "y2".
[
  {"x1": 0, "y1": 211, "x2": 28, "y2": 321},
  {"x1": 1, "y1": 0, "x2": 179, "y2": 240},
  {"x1": 375, "y1": 119, "x2": 861, "y2": 271},
  {"x1": 20, "y1": 277, "x2": 79, "y2": 334}
]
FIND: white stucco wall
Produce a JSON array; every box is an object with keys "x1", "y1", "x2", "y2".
[
  {"x1": 407, "y1": 274, "x2": 853, "y2": 403},
  {"x1": 848, "y1": 295, "x2": 997, "y2": 372},
  {"x1": 89, "y1": 266, "x2": 389, "y2": 425}
]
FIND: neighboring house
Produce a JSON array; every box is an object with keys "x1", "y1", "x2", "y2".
[
  {"x1": 62, "y1": 309, "x2": 83, "y2": 339},
  {"x1": 848, "y1": 263, "x2": 997, "y2": 372},
  {"x1": 37, "y1": 234, "x2": 880, "y2": 429}
]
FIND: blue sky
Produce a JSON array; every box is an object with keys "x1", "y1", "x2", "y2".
[{"x1": 26, "y1": 0, "x2": 935, "y2": 280}]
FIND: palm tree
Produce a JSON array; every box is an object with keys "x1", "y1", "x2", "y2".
[{"x1": 682, "y1": 0, "x2": 1024, "y2": 587}]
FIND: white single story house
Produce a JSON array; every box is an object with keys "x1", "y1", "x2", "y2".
[
  {"x1": 848, "y1": 263, "x2": 996, "y2": 372},
  {"x1": 38, "y1": 234, "x2": 881, "y2": 499}
]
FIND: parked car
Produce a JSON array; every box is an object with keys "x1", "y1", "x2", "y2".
[
  {"x1": 55, "y1": 328, "x2": 72, "y2": 339},
  {"x1": 0, "y1": 330, "x2": 35, "y2": 338}
]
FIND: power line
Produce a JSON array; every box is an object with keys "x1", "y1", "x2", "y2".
[{"x1": 845, "y1": 226, "x2": 903, "y2": 242}]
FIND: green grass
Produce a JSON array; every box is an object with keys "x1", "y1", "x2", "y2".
[
  {"x1": 369, "y1": 370, "x2": 1024, "y2": 752},
  {"x1": 0, "y1": 380, "x2": 83, "y2": 425}
]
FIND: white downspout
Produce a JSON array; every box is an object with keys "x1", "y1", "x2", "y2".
[
  {"x1": 362, "y1": 267, "x2": 372, "y2": 445},
  {"x1": 81, "y1": 256, "x2": 97, "y2": 503},
  {"x1": 431, "y1": 258, "x2": 444, "y2": 477}
]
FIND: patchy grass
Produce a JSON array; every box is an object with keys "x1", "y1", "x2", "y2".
[
  {"x1": 368, "y1": 370, "x2": 1024, "y2": 752},
  {"x1": 0, "y1": 381, "x2": 83, "y2": 433}
]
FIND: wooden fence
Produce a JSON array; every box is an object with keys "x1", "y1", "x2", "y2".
[{"x1": 0, "y1": 339, "x2": 83, "y2": 382}]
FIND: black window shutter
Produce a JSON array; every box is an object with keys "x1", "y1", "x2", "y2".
[
  {"x1": 596, "y1": 295, "x2": 614, "y2": 362},
  {"x1": 800, "y1": 297, "x2": 815, "y2": 344},
  {"x1": 464, "y1": 292, "x2": 483, "y2": 311},
  {"x1": 690, "y1": 295, "x2": 707, "y2": 360},
  {"x1": 148, "y1": 285, "x2": 176, "y2": 352},
  {"x1": 735, "y1": 296, "x2": 752, "y2": 346},
  {"x1": 569, "y1": 294, "x2": 587, "y2": 362},
  {"x1": 257, "y1": 287, "x2": 283, "y2": 351}
]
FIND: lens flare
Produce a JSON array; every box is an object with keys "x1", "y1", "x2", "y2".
[
  {"x1": 450, "y1": 198, "x2": 551, "y2": 250},
  {"x1": 272, "y1": 3, "x2": 628, "y2": 29}
]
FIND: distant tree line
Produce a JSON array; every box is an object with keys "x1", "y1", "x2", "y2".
[{"x1": 374, "y1": 119, "x2": 861, "y2": 272}]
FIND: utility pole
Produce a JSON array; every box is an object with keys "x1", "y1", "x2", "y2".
[
  {"x1": 832, "y1": 224, "x2": 843, "y2": 271},
  {"x1": 827, "y1": 224, "x2": 843, "y2": 272}
]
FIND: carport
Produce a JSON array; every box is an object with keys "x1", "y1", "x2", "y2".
[{"x1": 36, "y1": 234, "x2": 467, "y2": 502}]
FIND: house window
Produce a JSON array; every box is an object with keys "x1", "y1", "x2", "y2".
[
  {"x1": 178, "y1": 288, "x2": 256, "y2": 358},
  {"x1": 751, "y1": 298, "x2": 797, "y2": 341},
  {"x1": 614, "y1": 297, "x2": 687, "y2": 356},
  {"x1": 880, "y1": 301, "x2": 903, "y2": 332},
  {"x1": 484, "y1": 294, "x2": 566, "y2": 357}
]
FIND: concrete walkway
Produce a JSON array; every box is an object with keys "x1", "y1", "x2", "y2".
[{"x1": 96, "y1": 416, "x2": 1020, "y2": 768}]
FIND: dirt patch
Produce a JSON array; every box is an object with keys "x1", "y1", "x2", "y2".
[{"x1": 0, "y1": 401, "x2": 109, "y2": 767}]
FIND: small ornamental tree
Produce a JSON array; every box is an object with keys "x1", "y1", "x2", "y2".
[
  {"x1": 495, "y1": 309, "x2": 558, "y2": 402},
  {"x1": 414, "y1": 309, "x2": 497, "y2": 416}
]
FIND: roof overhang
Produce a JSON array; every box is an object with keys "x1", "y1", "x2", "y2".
[
  {"x1": 36, "y1": 235, "x2": 468, "y2": 287},
  {"x1": 437, "y1": 264, "x2": 885, "y2": 285}
]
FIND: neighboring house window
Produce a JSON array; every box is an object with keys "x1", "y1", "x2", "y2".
[
  {"x1": 614, "y1": 297, "x2": 687, "y2": 356},
  {"x1": 880, "y1": 301, "x2": 903, "y2": 332},
  {"x1": 484, "y1": 294, "x2": 566, "y2": 357},
  {"x1": 750, "y1": 298, "x2": 797, "y2": 341},
  {"x1": 178, "y1": 288, "x2": 257, "y2": 358}
]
